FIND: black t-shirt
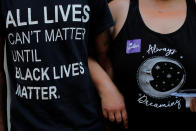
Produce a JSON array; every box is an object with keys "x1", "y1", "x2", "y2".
[
  {"x1": 0, "y1": 0, "x2": 113, "y2": 130},
  {"x1": 110, "y1": 0, "x2": 196, "y2": 113}
]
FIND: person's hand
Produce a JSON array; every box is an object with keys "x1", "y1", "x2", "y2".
[
  {"x1": 190, "y1": 98, "x2": 196, "y2": 112},
  {"x1": 100, "y1": 88, "x2": 128, "y2": 129}
]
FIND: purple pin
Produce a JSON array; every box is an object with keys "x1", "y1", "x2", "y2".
[{"x1": 126, "y1": 39, "x2": 141, "y2": 54}]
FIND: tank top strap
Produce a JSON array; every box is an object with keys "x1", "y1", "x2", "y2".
[
  {"x1": 128, "y1": 0, "x2": 138, "y2": 16},
  {"x1": 112, "y1": 0, "x2": 138, "y2": 42},
  {"x1": 124, "y1": 0, "x2": 140, "y2": 34},
  {"x1": 187, "y1": 0, "x2": 196, "y2": 7},
  {"x1": 186, "y1": 0, "x2": 196, "y2": 19},
  {"x1": 130, "y1": 0, "x2": 138, "y2": 6}
]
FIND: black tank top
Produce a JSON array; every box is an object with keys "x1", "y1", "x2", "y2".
[{"x1": 110, "y1": 0, "x2": 196, "y2": 112}]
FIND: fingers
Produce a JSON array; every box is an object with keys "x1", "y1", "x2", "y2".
[
  {"x1": 104, "y1": 108, "x2": 128, "y2": 129},
  {"x1": 122, "y1": 109, "x2": 128, "y2": 129},
  {"x1": 110, "y1": 110, "x2": 128, "y2": 129},
  {"x1": 109, "y1": 112, "x2": 115, "y2": 122},
  {"x1": 115, "y1": 111, "x2": 122, "y2": 124},
  {"x1": 103, "y1": 109, "x2": 108, "y2": 119},
  {"x1": 104, "y1": 109, "x2": 123, "y2": 123}
]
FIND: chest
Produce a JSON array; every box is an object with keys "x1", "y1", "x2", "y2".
[
  {"x1": 139, "y1": 3, "x2": 187, "y2": 34},
  {"x1": 1, "y1": 0, "x2": 91, "y2": 30},
  {"x1": 111, "y1": 26, "x2": 196, "y2": 78}
]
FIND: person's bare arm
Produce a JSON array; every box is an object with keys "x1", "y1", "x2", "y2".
[
  {"x1": 0, "y1": 36, "x2": 6, "y2": 131},
  {"x1": 88, "y1": 57, "x2": 128, "y2": 128},
  {"x1": 92, "y1": 20, "x2": 128, "y2": 128},
  {"x1": 89, "y1": 11, "x2": 128, "y2": 128},
  {"x1": 88, "y1": 0, "x2": 130, "y2": 128},
  {"x1": 95, "y1": 30, "x2": 114, "y2": 78},
  {"x1": 95, "y1": 0, "x2": 130, "y2": 76},
  {"x1": 109, "y1": 0, "x2": 130, "y2": 39}
]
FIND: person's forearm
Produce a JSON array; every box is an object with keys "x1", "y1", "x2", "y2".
[
  {"x1": 95, "y1": 30, "x2": 114, "y2": 79},
  {"x1": 88, "y1": 57, "x2": 119, "y2": 98},
  {"x1": 97, "y1": 54, "x2": 114, "y2": 79},
  {"x1": 88, "y1": 57, "x2": 128, "y2": 128}
]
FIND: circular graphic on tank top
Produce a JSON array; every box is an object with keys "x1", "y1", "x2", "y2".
[{"x1": 137, "y1": 56, "x2": 186, "y2": 98}]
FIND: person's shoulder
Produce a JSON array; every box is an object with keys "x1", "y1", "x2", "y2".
[
  {"x1": 108, "y1": 0, "x2": 130, "y2": 38},
  {"x1": 109, "y1": 0, "x2": 130, "y2": 5},
  {"x1": 109, "y1": 0, "x2": 130, "y2": 11},
  {"x1": 108, "y1": 0, "x2": 130, "y2": 21}
]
